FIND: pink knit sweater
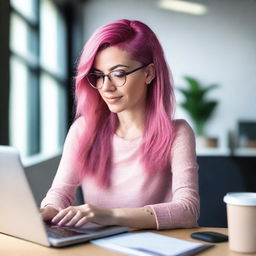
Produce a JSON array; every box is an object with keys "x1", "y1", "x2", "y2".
[{"x1": 41, "y1": 118, "x2": 199, "y2": 230}]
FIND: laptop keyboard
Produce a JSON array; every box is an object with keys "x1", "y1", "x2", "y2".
[{"x1": 46, "y1": 224, "x2": 89, "y2": 239}]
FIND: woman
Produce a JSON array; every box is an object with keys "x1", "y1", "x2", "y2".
[{"x1": 40, "y1": 19, "x2": 199, "y2": 230}]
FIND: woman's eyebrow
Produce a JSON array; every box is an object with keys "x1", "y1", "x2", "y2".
[
  {"x1": 109, "y1": 64, "x2": 129, "y2": 71},
  {"x1": 93, "y1": 64, "x2": 130, "y2": 72}
]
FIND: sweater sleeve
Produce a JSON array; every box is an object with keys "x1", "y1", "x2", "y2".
[
  {"x1": 40, "y1": 117, "x2": 85, "y2": 209},
  {"x1": 147, "y1": 119, "x2": 200, "y2": 230}
]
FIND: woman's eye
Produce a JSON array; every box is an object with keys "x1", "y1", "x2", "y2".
[
  {"x1": 113, "y1": 71, "x2": 125, "y2": 78},
  {"x1": 94, "y1": 73, "x2": 104, "y2": 80}
]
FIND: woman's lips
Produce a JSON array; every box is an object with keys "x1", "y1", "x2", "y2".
[{"x1": 105, "y1": 96, "x2": 123, "y2": 103}]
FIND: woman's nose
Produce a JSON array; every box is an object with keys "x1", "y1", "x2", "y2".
[{"x1": 101, "y1": 76, "x2": 116, "y2": 91}]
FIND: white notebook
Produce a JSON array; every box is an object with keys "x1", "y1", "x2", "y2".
[{"x1": 91, "y1": 232, "x2": 213, "y2": 256}]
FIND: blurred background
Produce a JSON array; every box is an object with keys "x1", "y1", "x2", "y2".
[
  {"x1": 1, "y1": 0, "x2": 256, "y2": 161},
  {"x1": 0, "y1": 0, "x2": 256, "y2": 226}
]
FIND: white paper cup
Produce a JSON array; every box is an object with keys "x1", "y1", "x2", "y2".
[{"x1": 224, "y1": 192, "x2": 256, "y2": 253}]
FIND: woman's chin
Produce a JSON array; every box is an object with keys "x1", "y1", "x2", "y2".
[{"x1": 107, "y1": 105, "x2": 124, "y2": 114}]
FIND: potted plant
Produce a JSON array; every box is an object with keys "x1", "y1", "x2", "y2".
[{"x1": 177, "y1": 76, "x2": 219, "y2": 147}]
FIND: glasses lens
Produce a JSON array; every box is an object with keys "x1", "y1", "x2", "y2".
[
  {"x1": 110, "y1": 70, "x2": 126, "y2": 87},
  {"x1": 87, "y1": 73, "x2": 103, "y2": 89}
]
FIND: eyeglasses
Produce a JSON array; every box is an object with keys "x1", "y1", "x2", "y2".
[{"x1": 86, "y1": 63, "x2": 150, "y2": 89}]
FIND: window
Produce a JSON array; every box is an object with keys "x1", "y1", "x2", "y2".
[{"x1": 9, "y1": 0, "x2": 68, "y2": 160}]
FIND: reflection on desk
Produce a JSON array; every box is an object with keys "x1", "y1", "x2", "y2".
[{"x1": 1, "y1": 227, "x2": 256, "y2": 256}]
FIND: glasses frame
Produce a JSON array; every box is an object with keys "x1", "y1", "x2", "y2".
[{"x1": 86, "y1": 63, "x2": 151, "y2": 89}]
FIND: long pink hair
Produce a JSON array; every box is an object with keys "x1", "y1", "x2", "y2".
[{"x1": 74, "y1": 19, "x2": 175, "y2": 187}]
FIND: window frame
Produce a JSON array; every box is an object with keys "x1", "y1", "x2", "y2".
[
  {"x1": 0, "y1": 0, "x2": 83, "y2": 164},
  {"x1": 8, "y1": 0, "x2": 73, "y2": 162},
  {"x1": 9, "y1": 1, "x2": 40, "y2": 156}
]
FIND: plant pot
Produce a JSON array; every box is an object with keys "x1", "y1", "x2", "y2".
[{"x1": 196, "y1": 136, "x2": 218, "y2": 148}]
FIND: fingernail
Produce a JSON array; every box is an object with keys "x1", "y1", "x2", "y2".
[
  {"x1": 65, "y1": 221, "x2": 70, "y2": 226},
  {"x1": 51, "y1": 218, "x2": 58, "y2": 224}
]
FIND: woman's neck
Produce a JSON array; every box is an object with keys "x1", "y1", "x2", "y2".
[{"x1": 116, "y1": 109, "x2": 145, "y2": 140}]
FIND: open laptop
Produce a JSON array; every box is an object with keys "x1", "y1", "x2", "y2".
[{"x1": 0, "y1": 145, "x2": 128, "y2": 247}]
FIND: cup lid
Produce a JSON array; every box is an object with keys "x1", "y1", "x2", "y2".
[{"x1": 224, "y1": 192, "x2": 256, "y2": 206}]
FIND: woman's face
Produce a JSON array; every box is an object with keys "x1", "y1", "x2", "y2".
[{"x1": 92, "y1": 46, "x2": 154, "y2": 114}]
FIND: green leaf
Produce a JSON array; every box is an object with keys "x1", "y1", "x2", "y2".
[
  {"x1": 183, "y1": 76, "x2": 201, "y2": 92},
  {"x1": 202, "y1": 84, "x2": 219, "y2": 94},
  {"x1": 177, "y1": 76, "x2": 219, "y2": 135}
]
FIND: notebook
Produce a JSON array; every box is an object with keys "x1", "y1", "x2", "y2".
[
  {"x1": 0, "y1": 145, "x2": 128, "y2": 247},
  {"x1": 92, "y1": 232, "x2": 213, "y2": 256}
]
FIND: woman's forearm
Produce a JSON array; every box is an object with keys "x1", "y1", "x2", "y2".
[
  {"x1": 112, "y1": 206, "x2": 157, "y2": 229},
  {"x1": 48, "y1": 204, "x2": 157, "y2": 229}
]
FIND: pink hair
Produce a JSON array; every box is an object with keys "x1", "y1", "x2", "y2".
[{"x1": 74, "y1": 19, "x2": 175, "y2": 188}]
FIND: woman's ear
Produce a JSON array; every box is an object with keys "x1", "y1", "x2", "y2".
[{"x1": 145, "y1": 63, "x2": 155, "y2": 85}]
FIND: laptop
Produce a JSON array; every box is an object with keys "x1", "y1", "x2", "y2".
[{"x1": 0, "y1": 145, "x2": 128, "y2": 247}]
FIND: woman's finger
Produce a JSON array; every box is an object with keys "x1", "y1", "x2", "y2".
[
  {"x1": 51, "y1": 209, "x2": 68, "y2": 223},
  {"x1": 65, "y1": 210, "x2": 83, "y2": 226},
  {"x1": 74, "y1": 216, "x2": 88, "y2": 227},
  {"x1": 52, "y1": 208, "x2": 74, "y2": 225},
  {"x1": 58, "y1": 210, "x2": 77, "y2": 226}
]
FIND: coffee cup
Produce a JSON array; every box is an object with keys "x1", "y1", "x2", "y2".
[{"x1": 224, "y1": 192, "x2": 256, "y2": 253}]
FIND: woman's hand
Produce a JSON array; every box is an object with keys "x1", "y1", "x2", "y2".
[
  {"x1": 51, "y1": 204, "x2": 115, "y2": 228},
  {"x1": 40, "y1": 204, "x2": 60, "y2": 221},
  {"x1": 49, "y1": 204, "x2": 157, "y2": 229}
]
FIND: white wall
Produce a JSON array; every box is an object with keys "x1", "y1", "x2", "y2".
[{"x1": 82, "y1": 0, "x2": 256, "y2": 148}]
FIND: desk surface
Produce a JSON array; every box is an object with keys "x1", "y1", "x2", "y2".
[{"x1": 1, "y1": 227, "x2": 256, "y2": 256}]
